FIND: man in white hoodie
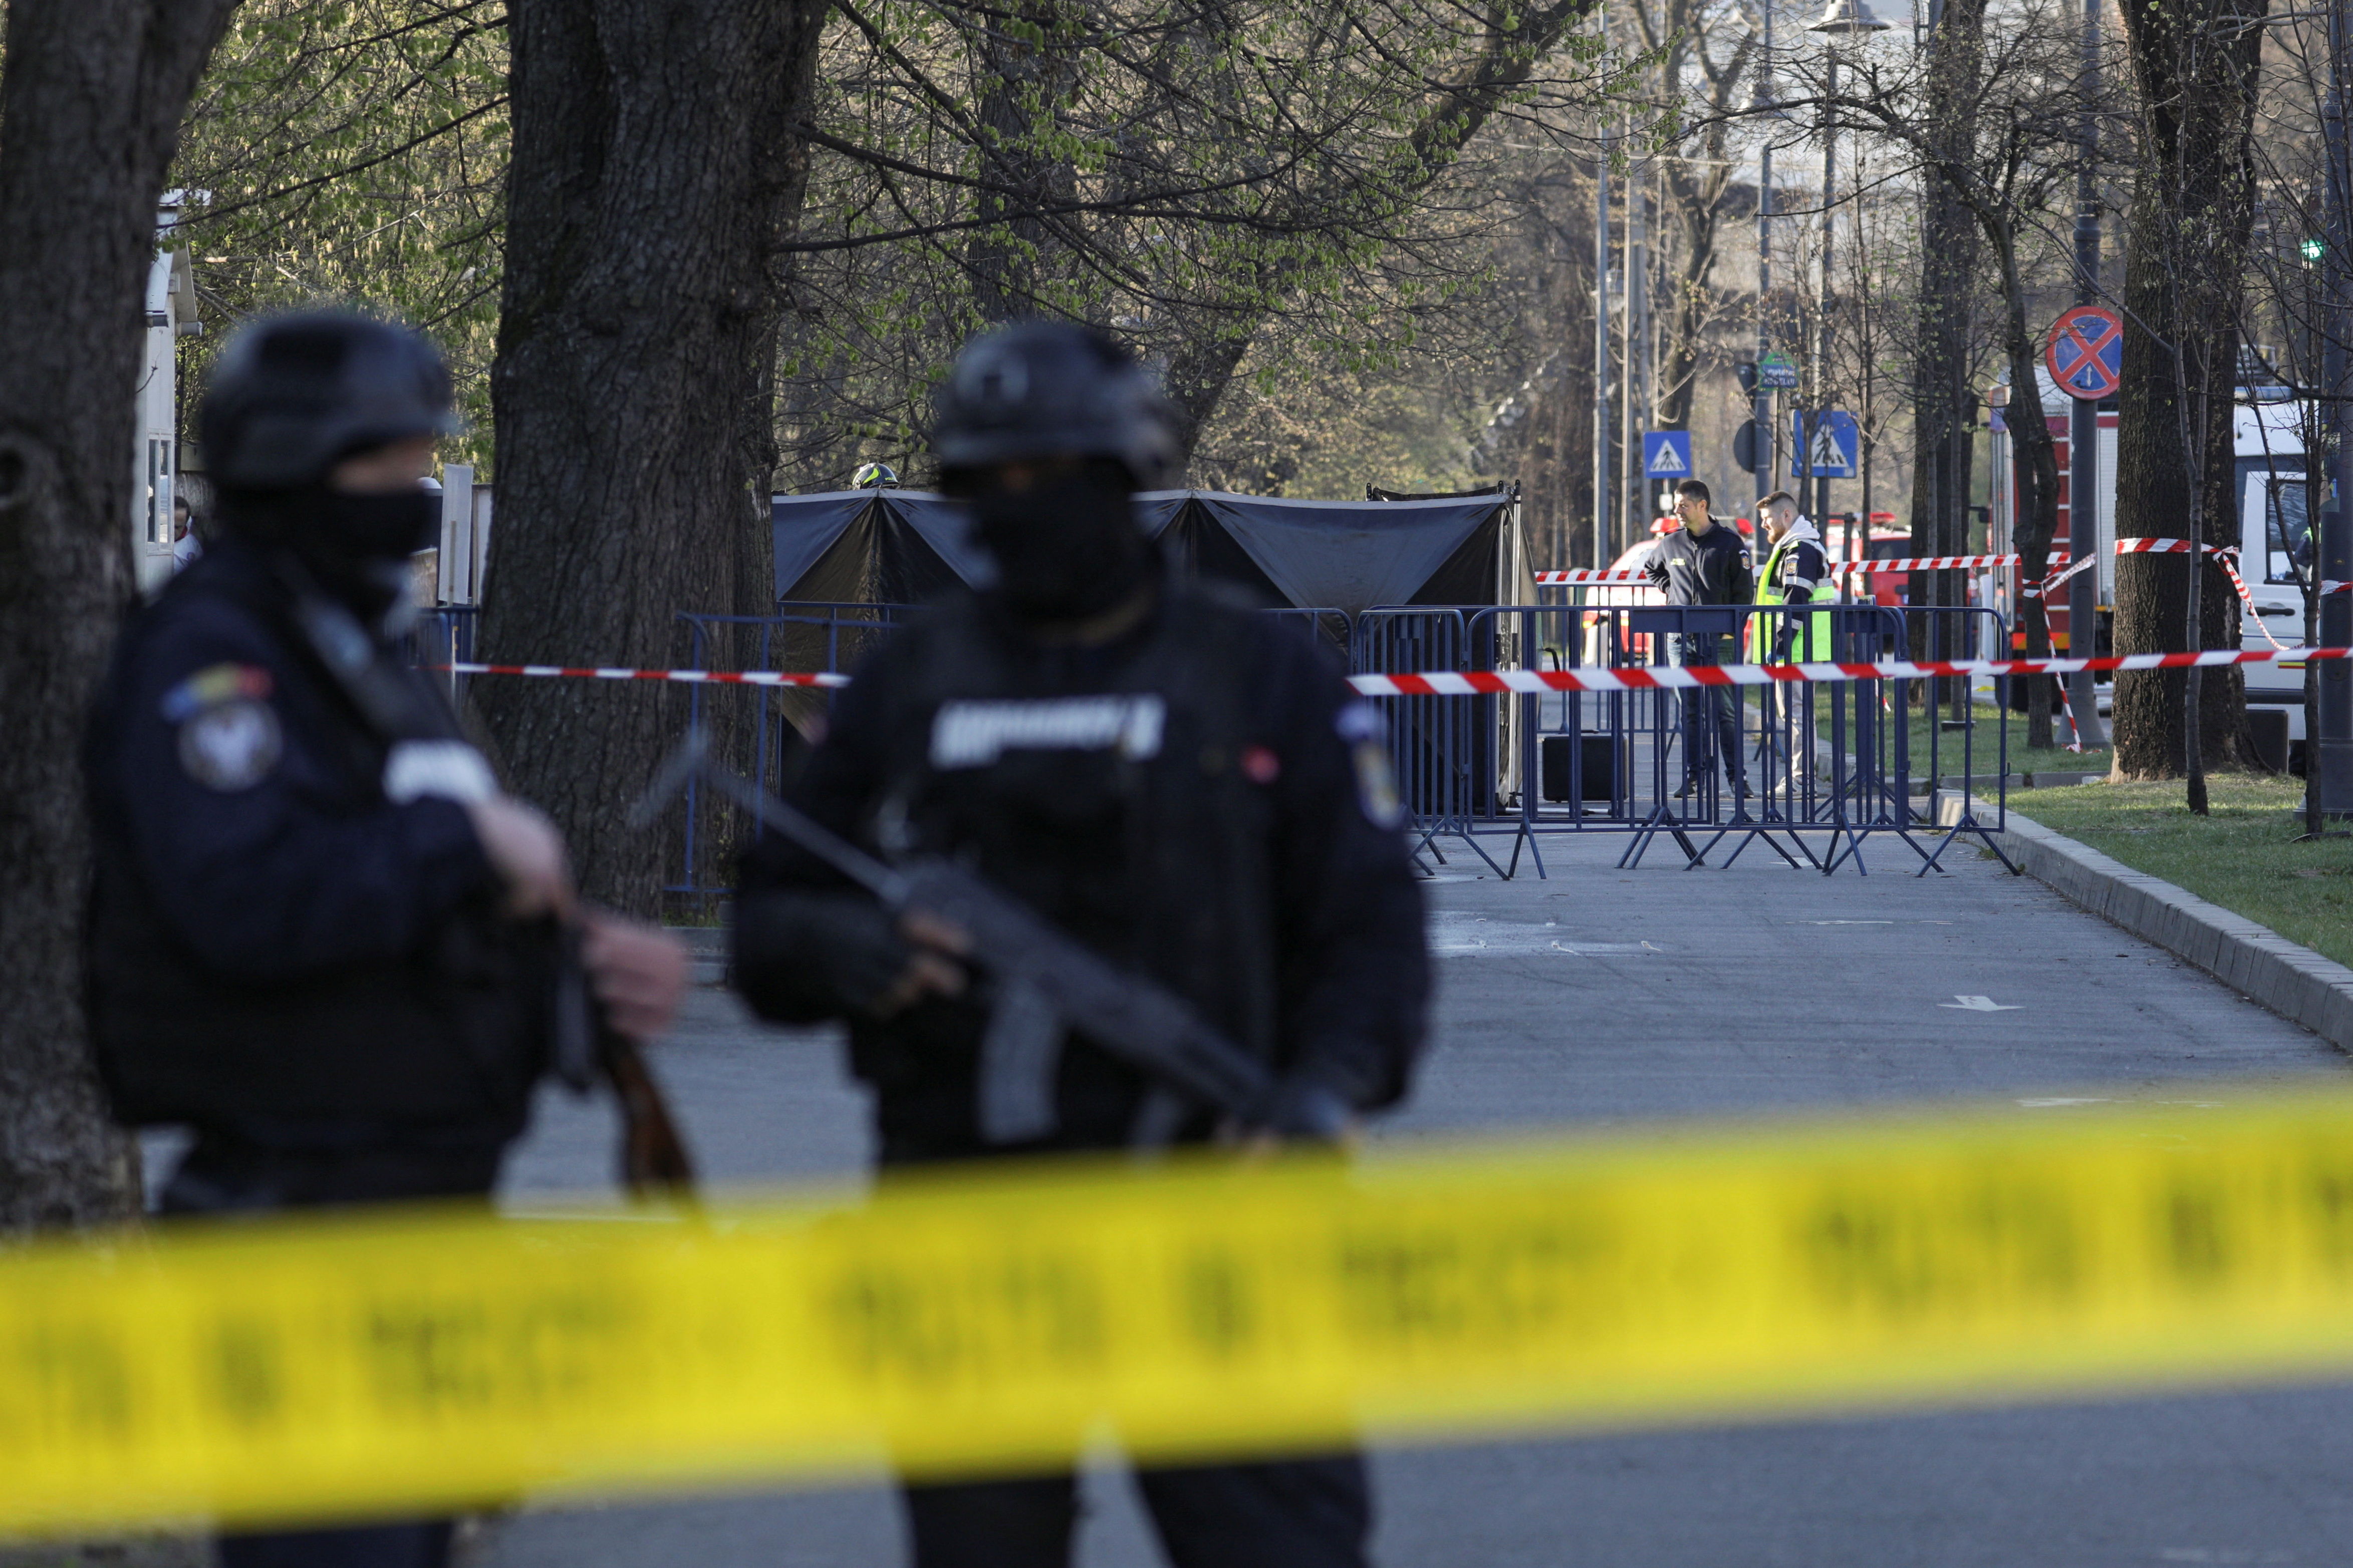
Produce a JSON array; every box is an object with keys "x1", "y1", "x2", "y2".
[
  {"x1": 1753, "y1": 490, "x2": 1830, "y2": 650},
  {"x1": 1749, "y1": 491, "x2": 1833, "y2": 800}
]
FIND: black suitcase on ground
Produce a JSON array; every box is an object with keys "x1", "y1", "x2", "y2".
[{"x1": 1539, "y1": 733, "x2": 1618, "y2": 806}]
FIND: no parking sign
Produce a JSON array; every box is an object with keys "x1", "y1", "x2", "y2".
[{"x1": 2045, "y1": 306, "x2": 2124, "y2": 401}]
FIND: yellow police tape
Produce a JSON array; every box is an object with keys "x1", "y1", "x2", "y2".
[{"x1": 16, "y1": 1089, "x2": 2353, "y2": 1537}]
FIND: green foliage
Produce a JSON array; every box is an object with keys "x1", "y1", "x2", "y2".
[
  {"x1": 169, "y1": 1, "x2": 509, "y2": 473},
  {"x1": 162, "y1": 0, "x2": 1627, "y2": 494}
]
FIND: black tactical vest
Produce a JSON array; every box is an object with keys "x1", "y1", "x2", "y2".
[
  {"x1": 85, "y1": 559, "x2": 551, "y2": 1130},
  {"x1": 846, "y1": 585, "x2": 1281, "y2": 1124}
]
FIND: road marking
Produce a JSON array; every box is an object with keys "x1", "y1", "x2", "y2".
[
  {"x1": 1940, "y1": 995, "x2": 2021, "y2": 1011},
  {"x1": 1795, "y1": 919, "x2": 1953, "y2": 926}
]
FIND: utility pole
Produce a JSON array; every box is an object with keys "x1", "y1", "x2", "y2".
[
  {"x1": 1621, "y1": 109, "x2": 1645, "y2": 544},
  {"x1": 2066, "y1": 0, "x2": 2110, "y2": 746},
  {"x1": 1753, "y1": 0, "x2": 1777, "y2": 524},
  {"x1": 1594, "y1": 40, "x2": 1614, "y2": 571},
  {"x1": 2319, "y1": 0, "x2": 2353, "y2": 814},
  {"x1": 1816, "y1": 46, "x2": 1838, "y2": 529}
]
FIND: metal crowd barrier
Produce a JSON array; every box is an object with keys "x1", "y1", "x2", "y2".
[
  {"x1": 1355, "y1": 603, "x2": 2015, "y2": 880},
  {"x1": 407, "y1": 596, "x2": 2011, "y2": 892},
  {"x1": 407, "y1": 605, "x2": 478, "y2": 702}
]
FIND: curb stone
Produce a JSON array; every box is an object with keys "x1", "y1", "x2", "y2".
[{"x1": 1937, "y1": 795, "x2": 2353, "y2": 1050}]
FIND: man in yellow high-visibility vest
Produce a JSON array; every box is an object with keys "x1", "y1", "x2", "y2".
[
  {"x1": 1749, "y1": 491, "x2": 1832, "y2": 801},
  {"x1": 1750, "y1": 490, "x2": 1832, "y2": 661}
]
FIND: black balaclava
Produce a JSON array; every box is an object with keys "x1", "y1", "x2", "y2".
[
  {"x1": 964, "y1": 461, "x2": 1150, "y2": 624},
  {"x1": 220, "y1": 483, "x2": 439, "y2": 634}
]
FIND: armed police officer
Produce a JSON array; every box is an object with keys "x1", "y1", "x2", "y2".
[
  {"x1": 84, "y1": 311, "x2": 687, "y2": 1568},
  {"x1": 730, "y1": 323, "x2": 1431, "y2": 1568},
  {"x1": 1644, "y1": 479, "x2": 1752, "y2": 802}
]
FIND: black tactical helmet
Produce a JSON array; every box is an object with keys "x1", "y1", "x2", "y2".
[
  {"x1": 933, "y1": 322, "x2": 1180, "y2": 489},
  {"x1": 200, "y1": 311, "x2": 458, "y2": 492}
]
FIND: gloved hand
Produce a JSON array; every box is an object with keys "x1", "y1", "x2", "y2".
[{"x1": 732, "y1": 890, "x2": 915, "y2": 1021}]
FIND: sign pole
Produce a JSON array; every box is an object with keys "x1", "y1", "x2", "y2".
[
  {"x1": 2044, "y1": 306, "x2": 2125, "y2": 750},
  {"x1": 2066, "y1": 0, "x2": 2109, "y2": 749}
]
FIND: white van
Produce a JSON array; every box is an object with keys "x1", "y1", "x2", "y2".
[
  {"x1": 2035, "y1": 392, "x2": 2312, "y2": 747},
  {"x1": 2221, "y1": 399, "x2": 2310, "y2": 745}
]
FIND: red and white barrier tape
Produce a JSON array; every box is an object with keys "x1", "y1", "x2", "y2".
[
  {"x1": 1337, "y1": 645, "x2": 2342, "y2": 696},
  {"x1": 2055, "y1": 679, "x2": 2086, "y2": 752},
  {"x1": 1534, "y1": 556, "x2": 2015, "y2": 586},
  {"x1": 442, "y1": 662, "x2": 849, "y2": 688},
  {"x1": 2019, "y1": 552, "x2": 2098, "y2": 600},
  {"x1": 2210, "y1": 551, "x2": 2287, "y2": 650},
  {"x1": 434, "y1": 646, "x2": 2336, "y2": 697},
  {"x1": 1834, "y1": 554, "x2": 2017, "y2": 574}
]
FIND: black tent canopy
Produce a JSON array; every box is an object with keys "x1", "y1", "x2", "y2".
[{"x1": 770, "y1": 489, "x2": 1530, "y2": 616}]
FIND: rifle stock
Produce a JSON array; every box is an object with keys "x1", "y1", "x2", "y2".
[
  {"x1": 556, "y1": 922, "x2": 698, "y2": 1200},
  {"x1": 599, "y1": 1016, "x2": 697, "y2": 1198}
]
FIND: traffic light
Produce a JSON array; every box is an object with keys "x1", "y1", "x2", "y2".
[{"x1": 2303, "y1": 235, "x2": 2328, "y2": 264}]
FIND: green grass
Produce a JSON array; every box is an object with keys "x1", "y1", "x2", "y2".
[
  {"x1": 2010, "y1": 774, "x2": 2353, "y2": 970},
  {"x1": 1746, "y1": 691, "x2": 2114, "y2": 782},
  {"x1": 1901, "y1": 703, "x2": 2113, "y2": 784}
]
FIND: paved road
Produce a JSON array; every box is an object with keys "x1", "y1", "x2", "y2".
[{"x1": 481, "y1": 831, "x2": 2353, "y2": 1568}]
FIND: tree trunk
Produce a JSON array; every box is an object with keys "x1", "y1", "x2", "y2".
[
  {"x1": 1905, "y1": 0, "x2": 1986, "y2": 717},
  {"x1": 0, "y1": 0, "x2": 237, "y2": 1231},
  {"x1": 478, "y1": 0, "x2": 826, "y2": 914},
  {"x1": 2111, "y1": 0, "x2": 2264, "y2": 781}
]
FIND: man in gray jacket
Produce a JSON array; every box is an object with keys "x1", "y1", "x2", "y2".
[{"x1": 1644, "y1": 480, "x2": 1752, "y2": 801}]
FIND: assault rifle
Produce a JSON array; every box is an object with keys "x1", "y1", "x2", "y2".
[{"x1": 634, "y1": 735, "x2": 1281, "y2": 1147}]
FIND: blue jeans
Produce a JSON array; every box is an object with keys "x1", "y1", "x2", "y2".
[{"x1": 1674, "y1": 634, "x2": 1745, "y2": 790}]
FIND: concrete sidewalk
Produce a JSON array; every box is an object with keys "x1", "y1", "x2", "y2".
[{"x1": 484, "y1": 831, "x2": 2353, "y2": 1568}]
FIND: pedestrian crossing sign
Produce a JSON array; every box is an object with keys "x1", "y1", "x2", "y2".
[
  {"x1": 1643, "y1": 430, "x2": 1693, "y2": 478},
  {"x1": 1789, "y1": 410, "x2": 1859, "y2": 478}
]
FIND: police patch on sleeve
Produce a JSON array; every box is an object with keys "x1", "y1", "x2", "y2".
[
  {"x1": 177, "y1": 699, "x2": 282, "y2": 792},
  {"x1": 160, "y1": 662, "x2": 273, "y2": 722}
]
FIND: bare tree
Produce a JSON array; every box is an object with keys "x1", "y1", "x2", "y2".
[
  {"x1": 1771, "y1": 0, "x2": 2087, "y2": 745},
  {"x1": 1634, "y1": 0, "x2": 1755, "y2": 433},
  {"x1": 2112, "y1": 0, "x2": 2267, "y2": 799}
]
